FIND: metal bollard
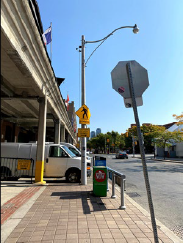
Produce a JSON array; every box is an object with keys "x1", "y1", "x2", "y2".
[
  {"x1": 107, "y1": 170, "x2": 109, "y2": 191},
  {"x1": 93, "y1": 157, "x2": 95, "y2": 167},
  {"x1": 111, "y1": 172, "x2": 116, "y2": 198},
  {"x1": 119, "y1": 176, "x2": 126, "y2": 210}
]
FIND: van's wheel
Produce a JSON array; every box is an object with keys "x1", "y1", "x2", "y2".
[
  {"x1": 0, "y1": 167, "x2": 12, "y2": 181},
  {"x1": 66, "y1": 169, "x2": 81, "y2": 183}
]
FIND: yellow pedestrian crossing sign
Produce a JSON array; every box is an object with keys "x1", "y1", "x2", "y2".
[{"x1": 76, "y1": 104, "x2": 91, "y2": 124}]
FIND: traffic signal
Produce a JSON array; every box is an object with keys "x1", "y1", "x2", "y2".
[{"x1": 107, "y1": 139, "x2": 110, "y2": 143}]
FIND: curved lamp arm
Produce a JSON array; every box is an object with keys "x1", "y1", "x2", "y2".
[
  {"x1": 85, "y1": 25, "x2": 138, "y2": 44},
  {"x1": 85, "y1": 24, "x2": 139, "y2": 65}
]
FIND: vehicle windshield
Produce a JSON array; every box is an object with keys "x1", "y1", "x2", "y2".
[
  {"x1": 69, "y1": 147, "x2": 81, "y2": 156},
  {"x1": 62, "y1": 146, "x2": 76, "y2": 157}
]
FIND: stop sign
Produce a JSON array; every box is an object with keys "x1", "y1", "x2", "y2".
[{"x1": 111, "y1": 60, "x2": 149, "y2": 107}]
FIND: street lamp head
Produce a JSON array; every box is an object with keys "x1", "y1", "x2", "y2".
[{"x1": 133, "y1": 24, "x2": 139, "y2": 34}]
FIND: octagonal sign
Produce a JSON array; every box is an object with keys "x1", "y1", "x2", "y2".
[{"x1": 111, "y1": 60, "x2": 149, "y2": 107}]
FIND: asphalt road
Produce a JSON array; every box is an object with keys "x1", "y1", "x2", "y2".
[{"x1": 103, "y1": 154, "x2": 183, "y2": 232}]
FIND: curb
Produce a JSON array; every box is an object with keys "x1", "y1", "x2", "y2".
[{"x1": 114, "y1": 183, "x2": 183, "y2": 243}]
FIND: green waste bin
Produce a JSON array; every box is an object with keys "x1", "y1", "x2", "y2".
[{"x1": 93, "y1": 166, "x2": 107, "y2": 197}]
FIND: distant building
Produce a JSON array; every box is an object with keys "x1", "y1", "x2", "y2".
[
  {"x1": 91, "y1": 131, "x2": 95, "y2": 138},
  {"x1": 156, "y1": 123, "x2": 183, "y2": 158},
  {"x1": 96, "y1": 128, "x2": 101, "y2": 136},
  {"x1": 67, "y1": 101, "x2": 77, "y2": 142}
]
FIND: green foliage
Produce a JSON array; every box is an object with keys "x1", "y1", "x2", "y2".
[
  {"x1": 173, "y1": 112, "x2": 183, "y2": 125},
  {"x1": 87, "y1": 131, "x2": 125, "y2": 152},
  {"x1": 155, "y1": 130, "x2": 183, "y2": 149},
  {"x1": 128, "y1": 125, "x2": 166, "y2": 152},
  {"x1": 87, "y1": 124, "x2": 183, "y2": 154}
]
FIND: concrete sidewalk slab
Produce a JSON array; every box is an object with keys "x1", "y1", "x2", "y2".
[
  {"x1": 2, "y1": 178, "x2": 182, "y2": 243},
  {"x1": 1, "y1": 182, "x2": 31, "y2": 206},
  {"x1": 1, "y1": 186, "x2": 46, "y2": 243}
]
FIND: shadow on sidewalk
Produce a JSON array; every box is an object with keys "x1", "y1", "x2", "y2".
[{"x1": 51, "y1": 190, "x2": 107, "y2": 214}]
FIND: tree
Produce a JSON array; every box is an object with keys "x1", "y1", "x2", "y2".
[
  {"x1": 87, "y1": 133, "x2": 106, "y2": 153},
  {"x1": 142, "y1": 125, "x2": 166, "y2": 156},
  {"x1": 115, "y1": 134, "x2": 125, "y2": 150},
  {"x1": 173, "y1": 112, "x2": 183, "y2": 125},
  {"x1": 155, "y1": 130, "x2": 183, "y2": 159},
  {"x1": 128, "y1": 125, "x2": 166, "y2": 154},
  {"x1": 87, "y1": 131, "x2": 125, "y2": 154}
]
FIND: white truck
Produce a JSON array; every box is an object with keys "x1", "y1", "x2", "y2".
[{"x1": 1, "y1": 142, "x2": 91, "y2": 182}]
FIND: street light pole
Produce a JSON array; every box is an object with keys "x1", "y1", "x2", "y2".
[
  {"x1": 80, "y1": 24, "x2": 139, "y2": 185},
  {"x1": 132, "y1": 134, "x2": 135, "y2": 158},
  {"x1": 81, "y1": 35, "x2": 87, "y2": 185}
]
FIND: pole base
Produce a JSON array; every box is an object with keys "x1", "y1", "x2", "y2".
[
  {"x1": 111, "y1": 195, "x2": 116, "y2": 198},
  {"x1": 34, "y1": 181, "x2": 47, "y2": 185},
  {"x1": 119, "y1": 206, "x2": 126, "y2": 210}
]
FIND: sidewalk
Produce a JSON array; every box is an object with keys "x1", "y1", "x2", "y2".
[{"x1": 1, "y1": 178, "x2": 182, "y2": 243}]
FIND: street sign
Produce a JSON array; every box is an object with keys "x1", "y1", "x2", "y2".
[
  {"x1": 111, "y1": 60, "x2": 149, "y2": 108},
  {"x1": 76, "y1": 104, "x2": 91, "y2": 124},
  {"x1": 17, "y1": 160, "x2": 31, "y2": 170},
  {"x1": 78, "y1": 128, "x2": 90, "y2": 137}
]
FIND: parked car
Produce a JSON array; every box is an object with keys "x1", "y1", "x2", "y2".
[{"x1": 116, "y1": 151, "x2": 128, "y2": 159}]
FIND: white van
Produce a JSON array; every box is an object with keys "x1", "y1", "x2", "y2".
[{"x1": 1, "y1": 143, "x2": 91, "y2": 182}]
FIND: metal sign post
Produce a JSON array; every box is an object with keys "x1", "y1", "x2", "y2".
[
  {"x1": 132, "y1": 135, "x2": 135, "y2": 158},
  {"x1": 126, "y1": 62, "x2": 159, "y2": 243},
  {"x1": 81, "y1": 35, "x2": 87, "y2": 185}
]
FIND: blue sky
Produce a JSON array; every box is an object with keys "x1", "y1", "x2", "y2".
[{"x1": 37, "y1": 0, "x2": 183, "y2": 134}]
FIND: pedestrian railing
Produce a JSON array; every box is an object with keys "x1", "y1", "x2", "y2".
[
  {"x1": 107, "y1": 167, "x2": 126, "y2": 209},
  {"x1": 0, "y1": 157, "x2": 34, "y2": 183}
]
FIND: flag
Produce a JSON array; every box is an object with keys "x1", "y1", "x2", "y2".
[
  {"x1": 42, "y1": 26, "x2": 52, "y2": 45},
  {"x1": 65, "y1": 94, "x2": 69, "y2": 111}
]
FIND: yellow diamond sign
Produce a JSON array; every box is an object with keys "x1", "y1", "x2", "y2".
[{"x1": 76, "y1": 104, "x2": 91, "y2": 124}]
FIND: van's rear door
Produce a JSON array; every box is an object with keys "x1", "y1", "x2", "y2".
[{"x1": 44, "y1": 145, "x2": 68, "y2": 177}]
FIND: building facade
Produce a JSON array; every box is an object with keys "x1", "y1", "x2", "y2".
[
  {"x1": 90, "y1": 131, "x2": 95, "y2": 139},
  {"x1": 96, "y1": 128, "x2": 101, "y2": 136},
  {"x1": 67, "y1": 101, "x2": 77, "y2": 144}
]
